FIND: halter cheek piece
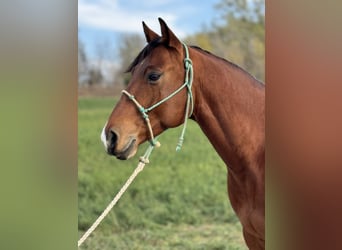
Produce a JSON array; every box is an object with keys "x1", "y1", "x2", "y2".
[{"x1": 121, "y1": 43, "x2": 194, "y2": 152}]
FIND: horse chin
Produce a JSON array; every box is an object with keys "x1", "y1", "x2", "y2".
[{"x1": 115, "y1": 138, "x2": 137, "y2": 160}]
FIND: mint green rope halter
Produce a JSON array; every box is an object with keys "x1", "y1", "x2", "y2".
[{"x1": 121, "y1": 42, "x2": 194, "y2": 155}]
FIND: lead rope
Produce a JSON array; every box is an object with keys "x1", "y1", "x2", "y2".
[{"x1": 78, "y1": 143, "x2": 156, "y2": 248}]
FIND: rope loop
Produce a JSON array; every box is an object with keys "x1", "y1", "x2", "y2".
[{"x1": 139, "y1": 156, "x2": 149, "y2": 164}]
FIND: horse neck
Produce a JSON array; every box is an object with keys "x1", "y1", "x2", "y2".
[{"x1": 190, "y1": 48, "x2": 265, "y2": 173}]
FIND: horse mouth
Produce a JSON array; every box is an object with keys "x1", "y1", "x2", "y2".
[{"x1": 114, "y1": 138, "x2": 137, "y2": 160}]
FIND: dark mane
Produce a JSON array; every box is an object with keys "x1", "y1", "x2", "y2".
[
  {"x1": 127, "y1": 42, "x2": 240, "y2": 73},
  {"x1": 126, "y1": 42, "x2": 262, "y2": 84},
  {"x1": 126, "y1": 38, "x2": 162, "y2": 73},
  {"x1": 190, "y1": 45, "x2": 264, "y2": 84},
  {"x1": 190, "y1": 45, "x2": 242, "y2": 71}
]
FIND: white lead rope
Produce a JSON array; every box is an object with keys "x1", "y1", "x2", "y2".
[{"x1": 78, "y1": 154, "x2": 152, "y2": 247}]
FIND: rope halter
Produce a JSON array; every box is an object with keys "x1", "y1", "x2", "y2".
[{"x1": 121, "y1": 42, "x2": 194, "y2": 151}]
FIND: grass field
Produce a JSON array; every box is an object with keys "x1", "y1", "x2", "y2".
[{"x1": 78, "y1": 97, "x2": 247, "y2": 249}]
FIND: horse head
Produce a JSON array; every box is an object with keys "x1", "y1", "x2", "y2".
[{"x1": 101, "y1": 18, "x2": 193, "y2": 160}]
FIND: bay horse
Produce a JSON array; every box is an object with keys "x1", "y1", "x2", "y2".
[{"x1": 101, "y1": 18, "x2": 265, "y2": 250}]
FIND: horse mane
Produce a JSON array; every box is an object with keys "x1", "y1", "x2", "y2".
[
  {"x1": 126, "y1": 41, "x2": 263, "y2": 85},
  {"x1": 192, "y1": 46, "x2": 265, "y2": 85},
  {"x1": 190, "y1": 45, "x2": 245, "y2": 71}
]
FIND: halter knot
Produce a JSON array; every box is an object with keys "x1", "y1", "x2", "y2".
[
  {"x1": 139, "y1": 108, "x2": 148, "y2": 119},
  {"x1": 184, "y1": 58, "x2": 192, "y2": 69}
]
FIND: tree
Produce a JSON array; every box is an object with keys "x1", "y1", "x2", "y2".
[
  {"x1": 87, "y1": 67, "x2": 103, "y2": 86},
  {"x1": 212, "y1": 0, "x2": 265, "y2": 81},
  {"x1": 186, "y1": 0, "x2": 265, "y2": 82},
  {"x1": 185, "y1": 28, "x2": 214, "y2": 52},
  {"x1": 117, "y1": 34, "x2": 146, "y2": 86},
  {"x1": 79, "y1": 34, "x2": 114, "y2": 86},
  {"x1": 78, "y1": 38, "x2": 89, "y2": 86}
]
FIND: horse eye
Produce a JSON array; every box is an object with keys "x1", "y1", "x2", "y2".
[{"x1": 148, "y1": 73, "x2": 161, "y2": 82}]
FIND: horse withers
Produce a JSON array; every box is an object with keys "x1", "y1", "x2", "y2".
[{"x1": 101, "y1": 18, "x2": 265, "y2": 250}]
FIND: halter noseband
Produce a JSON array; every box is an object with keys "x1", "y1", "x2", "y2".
[{"x1": 121, "y1": 43, "x2": 194, "y2": 151}]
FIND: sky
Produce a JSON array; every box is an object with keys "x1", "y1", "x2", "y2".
[{"x1": 78, "y1": 0, "x2": 222, "y2": 62}]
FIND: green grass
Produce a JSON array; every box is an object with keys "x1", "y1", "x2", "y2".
[{"x1": 78, "y1": 97, "x2": 247, "y2": 249}]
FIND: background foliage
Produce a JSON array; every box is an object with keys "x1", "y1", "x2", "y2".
[{"x1": 78, "y1": 0, "x2": 264, "y2": 87}]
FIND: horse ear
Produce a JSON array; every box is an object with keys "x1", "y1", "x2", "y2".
[
  {"x1": 158, "y1": 17, "x2": 182, "y2": 52},
  {"x1": 142, "y1": 21, "x2": 160, "y2": 43}
]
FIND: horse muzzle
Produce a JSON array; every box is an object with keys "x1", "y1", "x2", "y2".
[{"x1": 101, "y1": 123, "x2": 138, "y2": 160}]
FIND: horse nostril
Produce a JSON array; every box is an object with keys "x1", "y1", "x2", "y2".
[{"x1": 108, "y1": 129, "x2": 119, "y2": 150}]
